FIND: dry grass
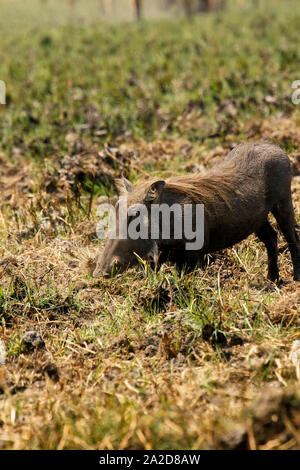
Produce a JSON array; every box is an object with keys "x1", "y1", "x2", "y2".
[
  {"x1": 1, "y1": 0, "x2": 300, "y2": 448},
  {"x1": 1, "y1": 113, "x2": 300, "y2": 450}
]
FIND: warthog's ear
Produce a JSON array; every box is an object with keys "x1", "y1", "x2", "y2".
[
  {"x1": 115, "y1": 177, "x2": 133, "y2": 196},
  {"x1": 144, "y1": 180, "x2": 166, "y2": 203}
]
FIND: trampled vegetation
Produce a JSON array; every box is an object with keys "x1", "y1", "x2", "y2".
[{"x1": 0, "y1": 0, "x2": 300, "y2": 450}]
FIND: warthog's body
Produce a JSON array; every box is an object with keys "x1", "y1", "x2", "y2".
[{"x1": 94, "y1": 142, "x2": 300, "y2": 281}]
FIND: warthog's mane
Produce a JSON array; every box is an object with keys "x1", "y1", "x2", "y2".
[
  {"x1": 132, "y1": 149, "x2": 258, "y2": 214},
  {"x1": 163, "y1": 172, "x2": 240, "y2": 213}
]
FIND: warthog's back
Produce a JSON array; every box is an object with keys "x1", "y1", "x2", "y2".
[
  {"x1": 165, "y1": 142, "x2": 291, "y2": 253},
  {"x1": 216, "y1": 142, "x2": 290, "y2": 183}
]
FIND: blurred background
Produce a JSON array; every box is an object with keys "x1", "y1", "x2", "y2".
[
  {"x1": 0, "y1": 1, "x2": 238, "y2": 23},
  {"x1": 0, "y1": 0, "x2": 292, "y2": 25},
  {"x1": 1, "y1": 0, "x2": 299, "y2": 159}
]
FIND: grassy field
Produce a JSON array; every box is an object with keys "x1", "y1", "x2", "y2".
[{"x1": 1, "y1": 0, "x2": 300, "y2": 450}]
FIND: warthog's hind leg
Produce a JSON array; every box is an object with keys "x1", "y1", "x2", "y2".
[
  {"x1": 272, "y1": 196, "x2": 300, "y2": 281},
  {"x1": 256, "y1": 220, "x2": 279, "y2": 282}
]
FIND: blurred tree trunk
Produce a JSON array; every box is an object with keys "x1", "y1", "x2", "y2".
[
  {"x1": 182, "y1": 0, "x2": 193, "y2": 15},
  {"x1": 201, "y1": 0, "x2": 215, "y2": 11},
  {"x1": 100, "y1": 0, "x2": 114, "y2": 16},
  {"x1": 132, "y1": 0, "x2": 142, "y2": 20}
]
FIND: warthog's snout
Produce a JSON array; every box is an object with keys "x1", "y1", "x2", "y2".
[{"x1": 93, "y1": 256, "x2": 123, "y2": 278}]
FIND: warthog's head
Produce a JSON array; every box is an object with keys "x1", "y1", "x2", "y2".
[{"x1": 93, "y1": 177, "x2": 166, "y2": 278}]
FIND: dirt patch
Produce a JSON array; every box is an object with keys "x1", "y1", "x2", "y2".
[
  {"x1": 0, "y1": 154, "x2": 33, "y2": 206},
  {"x1": 43, "y1": 142, "x2": 138, "y2": 199},
  {"x1": 267, "y1": 283, "x2": 300, "y2": 326},
  {"x1": 217, "y1": 386, "x2": 300, "y2": 450}
]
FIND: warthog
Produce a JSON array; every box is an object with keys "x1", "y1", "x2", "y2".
[{"x1": 94, "y1": 142, "x2": 300, "y2": 281}]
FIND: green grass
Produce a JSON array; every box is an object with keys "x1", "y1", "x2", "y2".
[{"x1": 1, "y1": 0, "x2": 300, "y2": 160}]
